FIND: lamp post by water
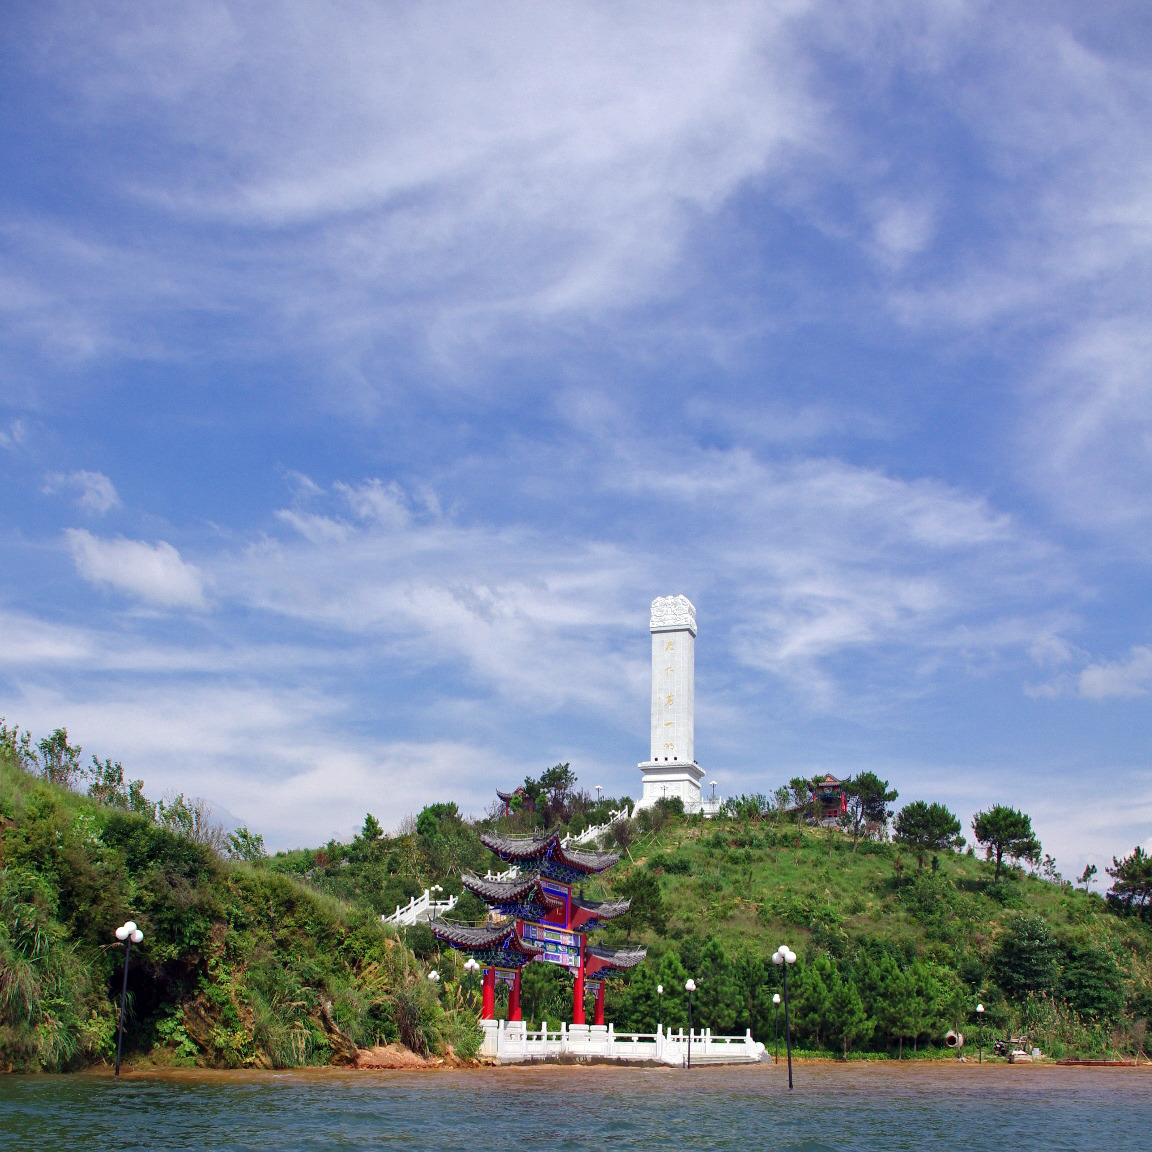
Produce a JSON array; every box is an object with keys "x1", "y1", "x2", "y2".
[
  {"x1": 684, "y1": 979, "x2": 696, "y2": 1068},
  {"x1": 464, "y1": 957, "x2": 480, "y2": 1010},
  {"x1": 772, "y1": 945, "x2": 797, "y2": 1090},
  {"x1": 772, "y1": 992, "x2": 781, "y2": 1065},
  {"x1": 976, "y1": 1003, "x2": 985, "y2": 1064},
  {"x1": 657, "y1": 984, "x2": 664, "y2": 1032},
  {"x1": 113, "y1": 920, "x2": 143, "y2": 1077}
]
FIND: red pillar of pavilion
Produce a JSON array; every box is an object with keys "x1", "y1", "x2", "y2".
[
  {"x1": 593, "y1": 980, "x2": 605, "y2": 1026},
  {"x1": 481, "y1": 967, "x2": 496, "y2": 1020},
  {"x1": 572, "y1": 938, "x2": 586, "y2": 1025},
  {"x1": 509, "y1": 969, "x2": 522, "y2": 1021}
]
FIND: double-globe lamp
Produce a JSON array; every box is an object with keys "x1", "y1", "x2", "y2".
[
  {"x1": 772, "y1": 945, "x2": 797, "y2": 1090},
  {"x1": 113, "y1": 920, "x2": 144, "y2": 1076}
]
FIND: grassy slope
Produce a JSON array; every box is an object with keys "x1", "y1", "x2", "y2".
[
  {"x1": 260, "y1": 806, "x2": 1151, "y2": 1059},
  {"x1": 582, "y1": 816, "x2": 1152, "y2": 1058},
  {"x1": 6, "y1": 743, "x2": 1149, "y2": 1066},
  {"x1": 0, "y1": 756, "x2": 476, "y2": 1072}
]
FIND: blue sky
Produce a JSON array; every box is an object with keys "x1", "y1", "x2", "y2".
[{"x1": 2, "y1": 3, "x2": 1150, "y2": 877}]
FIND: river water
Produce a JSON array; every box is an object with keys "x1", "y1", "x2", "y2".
[{"x1": 1, "y1": 1063, "x2": 1148, "y2": 1152}]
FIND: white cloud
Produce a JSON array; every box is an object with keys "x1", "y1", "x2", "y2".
[
  {"x1": 1079, "y1": 646, "x2": 1152, "y2": 700},
  {"x1": 215, "y1": 451, "x2": 1065, "y2": 723},
  {"x1": 3, "y1": 1, "x2": 828, "y2": 381},
  {"x1": 336, "y1": 478, "x2": 410, "y2": 528},
  {"x1": 1027, "y1": 319, "x2": 1152, "y2": 533},
  {"x1": 7, "y1": 676, "x2": 535, "y2": 849},
  {"x1": 0, "y1": 418, "x2": 26, "y2": 449},
  {"x1": 0, "y1": 611, "x2": 97, "y2": 666},
  {"x1": 65, "y1": 529, "x2": 207, "y2": 609},
  {"x1": 43, "y1": 469, "x2": 120, "y2": 515}
]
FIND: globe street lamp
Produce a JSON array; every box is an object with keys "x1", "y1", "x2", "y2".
[
  {"x1": 596, "y1": 785, "x2": 603, "y2": 802},
  {"x1": 684, "y1": 979, "x2": 696, "y2": 1068},
  {"x1": 657, "y1": 984, "x2": 664, "y2": 1032},
  {"x1": 113, "y1": 920, "x2": 143, "y2": 1077},
  {"x1": 464, "y1": 957, "x2": 480, "y2": 1009},
  {"x1": 427, "y1": 970, "x2": 441, "y2": 985},
  {"x1": 772, "y1": 992, "x2": 781, "y2": 1065},
  {"x1": 976, "y1": 1003, "x2": 985, "y2": 1064},
  {"x1": 772, "y1": 945, "x2": 797, "y2": 1090}
]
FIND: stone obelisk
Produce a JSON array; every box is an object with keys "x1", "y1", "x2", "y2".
[{"x1": 636, "y1": 594, "x2": 705, "y2": 812}]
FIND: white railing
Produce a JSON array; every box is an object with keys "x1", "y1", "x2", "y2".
[
  {"x1": 483, "y1": 865, "x2": 520, "y2": 882},
  {"x1": 479, "y1": 1020, "x2": 765, "y2": 1065},
  {"x1": 381, "y1": 888, "x2": 458, "y2": 926},
  {"x1": 562, "y1": 805, "x2": 631, "y2": 848}
]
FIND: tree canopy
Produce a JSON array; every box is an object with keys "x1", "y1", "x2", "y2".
[
  {"x1": 894, "y1": 801, "x2": 963, "y2": 870},
  {"x1": 1107, "y1": 845, "x2": 1152, "y2": 920},
  {"x1": 972, "y1": 806, "x2": 1040, "y2": 880},
  {"x1": 842, "y1": 772, "x2": 899, "y2": 849}
]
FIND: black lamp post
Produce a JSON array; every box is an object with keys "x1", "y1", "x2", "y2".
[
  {"x1": 685, "y1": 978, "x2": 696, "y2": 1068},
  {"x1": 657, "y1": 983, "x2": 664, "y2": 1032},
  {"x1": 773, "y1": 945, "x2": 797, "y2": 1090},
  {"x1": 464, "y1": 957, "x2": 480, "y2": 1008},
  {"x1": 772, "y1": 992, "x2": 781, "y2": 1065},
  {"x1": 976, "y1": 1002, "x2": 985, "y2": 1064},
  {"x1": 113, "y1": 919, "x2": 143, "y2": 1077}
]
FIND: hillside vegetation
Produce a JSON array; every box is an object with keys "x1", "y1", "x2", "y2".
[
  {"x1": 586, "y1": 812, "x2": 1152, "y2": 1060},
  {"x1": 262, "y1": 768, "x2": 1152, "y2": 1061},
  {"x1": 0, "y1": 731, "x2": 477, "y2": 1072},
  {"x1": 3, "y1": 725, "x2": 1149, "y2": 1068}
]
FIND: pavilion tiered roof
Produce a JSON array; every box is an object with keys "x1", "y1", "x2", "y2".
[
  {"x1": 568, "y1": 894, "x2": 632, "y2": 932},
  {"x1": 478, "y1": 829, "x2": 620, "y2": 884},
  {"x1": 460, "y1": 872, "x2": 566, "y2": 922},
  {"x1": 586, "y1": 944, "x2": 648, "y2": 976},
  {"x1": 427, "y1": 921, "x2": 543, "y2": 969}
]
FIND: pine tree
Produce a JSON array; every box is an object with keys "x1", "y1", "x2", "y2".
[{"x1": 827, "y1": 974, "x2": 873, "y2": 1059}]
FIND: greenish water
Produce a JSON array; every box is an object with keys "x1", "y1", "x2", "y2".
[{"x1": 1, "y1": 1063, "x2": 1148, "y2": 1151}]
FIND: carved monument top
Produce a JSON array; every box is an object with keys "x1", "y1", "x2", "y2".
[{"x1": 649, "y1": 594, "x2": 697, "y2": 636}]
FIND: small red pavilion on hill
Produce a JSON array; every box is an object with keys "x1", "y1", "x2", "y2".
[{"x1": 430, "y1": 828, "x2": 646, "y2": 1025}]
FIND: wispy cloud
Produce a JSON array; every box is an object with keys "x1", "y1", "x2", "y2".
[
  {"x1": 1078, "y1": 646, "x2": 1152, "y2": 701},
  {"x1": 65, "y1": 529, "x2": 208, "y2": 609},
  {"x1": 43, "y1": 469, "x2": 120, "y2": 515},
  {"x1": 0, "y1": 418, "x2": 26, "y2": 449}
]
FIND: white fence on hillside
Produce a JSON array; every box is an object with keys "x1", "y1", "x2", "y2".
[
  {"x1": 562, "y1": 805, "x2": 631, "y2": 848},
  {"x1": 381, "y1": 888, "x2": 458, "y2": 927}
]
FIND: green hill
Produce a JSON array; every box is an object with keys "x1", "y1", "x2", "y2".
[
  {"x1": 3, "y1": 726, "x2": 1150, "y2": 1068},
  {"x1": 262, "y1": 780, "x2": 1152, "y2": 1062},
  {"x1": 587, "y1": 814, "x2": 1151, "y2": 1060}
]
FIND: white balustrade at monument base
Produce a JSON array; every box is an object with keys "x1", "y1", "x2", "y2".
[{"x1": 479, "y1": 1019, "x2": 765, "y2": 1066}]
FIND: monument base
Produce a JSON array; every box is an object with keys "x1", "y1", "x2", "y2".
[{"x1": 635, "y1": 759, "x2": 706, "y2": 812}]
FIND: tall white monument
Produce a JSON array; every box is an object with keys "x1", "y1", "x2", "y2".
[{"x1": 636, "y1": 594, "x2": 705, "y2": 812}]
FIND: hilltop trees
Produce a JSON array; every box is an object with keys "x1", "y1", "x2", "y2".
[
  {"x1": 842, "y1": 773, "x2": 899, "y2": 849},
  {"x1": 894, "y1": 802, "x2": 963, "y2": 870},
  {"x1": 1106, "y1": 846, "x2": 1152, "y2": 920},
  {"x1": 788, "y1": 777, "x2": 814, "y2": 831},
  {"x1": 972, "y1": 806, "x2": 1041, "y2": 880}
]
